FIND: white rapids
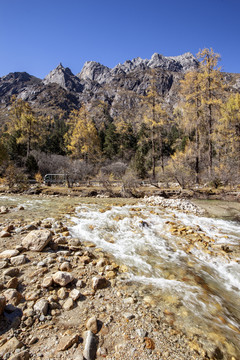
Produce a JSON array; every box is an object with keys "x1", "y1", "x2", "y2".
[{"x1": 70, "y1": 200, "x2": 240, "y2": 355}]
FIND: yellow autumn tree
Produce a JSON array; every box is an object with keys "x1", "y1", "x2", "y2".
[
  {"x1": 197, "y1": 48, "x2": 225, "y2": 178},
  {"x1": 165, "y1": 142, "x2": 195, "y2": 188},
  {"x1": 143, "y1": 77, "x2": 168, "y2": 178},
  {"x1": 179, "y1": 70, "x2": 204, "y2": 183},
  {"x1": 8, "y1": 96, "x2": 39, "y2": 157},
  {"x1": 65, "y1": 105, "x2": 100, "y2": 162},
  {"x1": 214, "y1": 93, "x2": 240, "y2": 185}
]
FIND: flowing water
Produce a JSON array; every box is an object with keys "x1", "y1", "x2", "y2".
[{"x1": 1, "y1": 194, "x2": 240, "y2": 357}]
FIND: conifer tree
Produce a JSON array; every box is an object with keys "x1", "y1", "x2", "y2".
[
  {"x1": 143, "y1": 77, "x2": 168, "y2": 178},
  {"x1": 197, "y1": 48, "x2": 224, "y2": 178},
  {"x1": 215, "y1": 93, "x2": 240, "y2": 183},
  {"x1": 65, "y1": 105, "x2": 100, "y2": 162},
  {"x1": 179, "y1": 70, "x2": 203, "y2": 183},
  {"x1": 8, "y1": 96, "x2": 39, "y2": 157}
]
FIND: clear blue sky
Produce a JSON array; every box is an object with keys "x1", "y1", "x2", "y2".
[{"x1": 0, "y1": 0, "x2": 239, "y2": 78}]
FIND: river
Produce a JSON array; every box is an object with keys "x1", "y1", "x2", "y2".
[{"x1": 0, "y1": 194, "x2": 240, "y2": 358}]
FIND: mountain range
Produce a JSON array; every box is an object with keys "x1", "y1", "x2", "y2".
[{"x1": 0, "y1": 52, "x2": 240, "y2": 122}]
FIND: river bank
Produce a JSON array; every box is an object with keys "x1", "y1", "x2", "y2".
[{"x1": 0, "y1": 194, "x2": 239, "y2": 359}]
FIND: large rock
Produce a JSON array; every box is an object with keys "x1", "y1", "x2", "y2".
[
  {"x1": 52, "y1": 271, "x2": 74, "y2": 286},
  {"x1": 22, "y1": 230, "x2": 52, "y2": 251}
]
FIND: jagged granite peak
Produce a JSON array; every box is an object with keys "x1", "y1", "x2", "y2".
[
  {"x1": 43, "y1": 63, "x2": 83, "y2": 93},
  {"x1": 116, "y1": 52, "x2": 199, "y2": 73},
  {"x1": 78, "y1": 52, "x2": 198, "y2": 86},
  {"x1": 77, "y1": 61, "x2": 111, "y2": 84}
]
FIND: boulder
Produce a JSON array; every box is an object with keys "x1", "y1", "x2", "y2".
[{"x1": 22, "y1": 230, "x2": 52, "y2": 251}]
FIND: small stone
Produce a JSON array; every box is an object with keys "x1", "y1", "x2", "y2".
[
  {"x1": 23, "y1": 308, "x2": 34, "y2": 317},
  {"x1": 24, "y1": 316, "x2": 34, "y2": 327},
  {"x1": 0, "y1": 337, "x2": 23, "y2": 357},
  {"x1": 59, "y1": 261, "x2": 71, "y2": 271},
  {"x1": 3, "y1": 267, "x2": 20, "y2": 277},
  {"x1": 42, "y1": 276, "x2": 53, "y2": 288},
  {"x1": 34, "y1": 299, "x2": 49, "y2": 315},
  {"x1": 5, "y1": 277, "x2": 18, "y2": 289},
  {"x1": 76, "y1": 280, "x2": 85, "y2": 288},
  {"x1": 10, "y1": 255, "x2": 28, "y2": 266},
  {"x1": 123, "y1": 297, "x2": 135, "y2": 304},
  {"x1": 136, "y1": 328, "x2": 148, "y2": 337},
  {"x1": 97, "y1": 347, "x2": 108, "y2": 357},
  {"x1": 0, "y1": 295, "x2": 6, "y2": 315},
  {"x1": 4, "y1": 289, "x2": 22, "y2": 305},
  {"x1": 53, "y1": 271, "x2": 74, "y2": 286},
  {"x1": 0, "y1": 260, "x2": 8, "y2": 269},
  {"x1": 57, "y1": 333, "x2": 79, "y2": 351},
  {"x1": 63, "y1": 297, "x2": 74, "y2": 311},
  {"x1": 86, "y1": 316, "x2": 98, "y2": 334},
  {"x1": 8, "y1": 350, "x2": 30, "y2": 360},
  {"x1": 18, "y1": 205, "x2": 25, "y2": 210},
  {"x1": 57, "y1": 287, "x2": 68, "y2": 300},
  {"x1": 22, "y1": 230, "x2": 52, "y2": 252},
  {"x1": 25, "y1": 290, "x2": 40, "y2": 301},
  {"x1": 0, "y1": 249, "x2": 19, "y2": 259},
  {"x1": 0, "y1": 231, "x2": 11, "y2": 238},
  {"x1": 83, "y1": 330, "x2": 97, "y2": 360},
  {"x1": 0, "y1": 206, "x2": 9, "y2": 214},
  {"x1": 69, "y1": 289, "x2": 81, "y2": 301},
  {"x1": 92, "y1": 276, "x2": 109, "y2": 291},
  {"x1": 105, "y1": 271, "x2": 116, "y2": 280},
  {"x1": 28, "y1": 337, "x2": 39, "y2": 345},
  {"x1": 123, "y1": 312, "x2": 135, "y2": 320}
]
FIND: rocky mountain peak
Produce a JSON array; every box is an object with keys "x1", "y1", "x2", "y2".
[
  {"x1": 43, "y1": 64, "x2": 83, "y2": 93},
  {"x1": 77, "y1": 61, "x2": 111, "y2": 84}
]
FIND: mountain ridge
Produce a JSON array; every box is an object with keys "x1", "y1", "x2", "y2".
[{"x1": 0, "y1": 52, "x2": 239, "y2": 123}]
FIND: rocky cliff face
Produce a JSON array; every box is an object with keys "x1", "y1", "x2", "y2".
[{"x1": 0, "y1": 52, "x2": 239, "y2": 123}]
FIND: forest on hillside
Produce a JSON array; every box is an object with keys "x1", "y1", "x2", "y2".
[{"x1": 0, "y1": 49, "x2": 239, "y2": 190}]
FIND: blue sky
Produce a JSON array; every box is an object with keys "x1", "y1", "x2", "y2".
[{"x1": 0, "y1": 0, "x2": 239, "y2": 78}]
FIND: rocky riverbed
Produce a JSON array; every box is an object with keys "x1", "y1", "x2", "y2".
[{"x1": 0, "y1": 195, "x2": 239, "y2": 360}]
